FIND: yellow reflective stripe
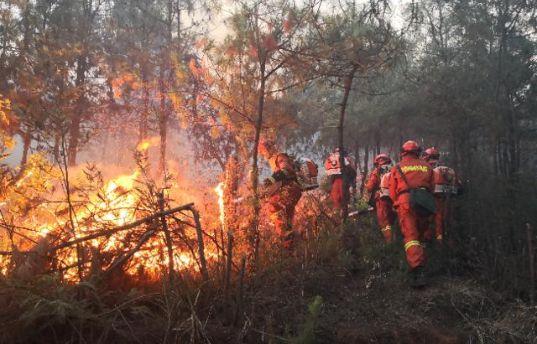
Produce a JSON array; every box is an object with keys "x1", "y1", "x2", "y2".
[
  {"x1": 401, "y1": 165, "x2": 429, "y2": 173},
  {"x1": 404, "y1": 240, "x2": 421, "y2": 251},
  {"x1": 436, "y1": 235, "x2": 443, "y2": 240},
  {"x1": 381, "y1": 225, "x2": 392, "y2": 232}
]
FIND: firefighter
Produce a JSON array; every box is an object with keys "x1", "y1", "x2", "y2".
[
  {"x1": 264, "y1": 153, "x2": 303, "y2": 249},
  {"x1": 422, "y1": 147, "x2": 461, "y2": 243},
  {"x1": 389, "y1": 140, "x2": 434, "y2": 287},
  {"x1": 259, "y1": 140, "x2": 302, "y2": 249},
  {"x1": 365, "y1": 154, "x2": 396, "y2": 243},
  {"x1": 324, "y1": 148, "x2": 357, "y2": 210}
]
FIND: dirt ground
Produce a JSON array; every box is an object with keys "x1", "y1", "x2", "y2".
[{"x1": 227, "y1": 223, "x2": 537, "y2": 344}]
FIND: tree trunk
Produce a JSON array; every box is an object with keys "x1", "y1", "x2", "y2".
[
  {"x1": 365, "y1": 147, "x2": 370, "y2": 172},
  {"x1": 53, "y1": 133, "x2": 61, "y2": 164},
  {"x1": 224, "y1": 156, "x2": 239, "y2": 294},
  {"x1": 360, "y1": 145, "x2": 369, "y2": 196},
  {"x1": 375, "y1": 128, "x2": 381, "y2": 155},
  {"x1": 67, "y1": 55, "x2": 87, "y2": 166},
  {"x1": 20, "y1": 129, "x2": 31, "y2": 166},
  {"x1": 192, "y1": 207, "x2": 209, "y2": 283},
  {"x1": 353, "y1": 140, "x2": 362, "y2": 175},
  {"x1": 139, "y1": 69, "x2": 150, "y2": 143},
  {"x1": 159, "y1": 64, "x2": 168, "y2": 177},
  {"x1": 67, "y1": 114, "x2": 81, "y2": 166},
  {"x1": 506, "y1": 107, "x2": 519, "y2": 178},
  {"x1": 158, "y1": 2, "x2": 176, "y2": 178},
  {"x1": 250, "y1": 57, "x2": 266, "y2": 267},
  {"x1": 337, "y1": 68, "x2": 356, "y2": 221}
]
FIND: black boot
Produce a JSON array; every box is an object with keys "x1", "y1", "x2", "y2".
[{"x1": 409, "y1": 266, "x2": 427, "y2": 288}]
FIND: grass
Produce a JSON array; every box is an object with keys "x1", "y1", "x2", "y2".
[{"x1": 0, "y1": 217, "x2": 536, "y2": 343}]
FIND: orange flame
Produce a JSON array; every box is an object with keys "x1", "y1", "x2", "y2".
[
  {"x1": 0, "y1": 156, "x2": 225, "y2": 282},
  {"x1": 15, "y1": 171, "x2": 33, "y2": 187},
  {"x1": 136, "y1": 136, "x2": 160, "y2": 152},
  {"x1": 214, "y1": 182, "x2": 225, "y2": 230}
]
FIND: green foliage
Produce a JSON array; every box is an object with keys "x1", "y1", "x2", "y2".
[
  {"x1": 286, "y1": 0, "x2": 537, "y2": 299},
  {"x1": 354, "y1": 197, "x2": 371, "y2": 212},
  {"x1": 289, "y1": 295, "x2": 323, "y2": 344},
  {"x1": 0, "y1": 276, "x2": 168, "y2": 343}
]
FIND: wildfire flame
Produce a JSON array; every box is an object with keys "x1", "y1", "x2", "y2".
[
  {"x1": 136, "y1": 136, "x2": 161, "y2": 152},
  {"x1": 0, "y1": 133, "x2": 229, "y2": 284},
  {"x1": 15, "y1": 171, "x2": 33, "y2": 187},
  {"x1": 0, "y1": 163, "x2": 225, "y2": 283},
  {"x1": 214, "y1": 182, "x2": 225, "y2": 230},
  {"x1": 94, "y1": 170, "x2": 140, "y2": 227}
]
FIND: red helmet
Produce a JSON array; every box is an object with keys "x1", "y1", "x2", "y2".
[
  {"x1": 374, "y1": 153, "x2": 391, "y2": 166},
  {"x1": 423, "y1": 147, "x2": 440, "y2": 161},
  {"x1": 401, "y1": 140, "x2": 421, "y2": 155}
]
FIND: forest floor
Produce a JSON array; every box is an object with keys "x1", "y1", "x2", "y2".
[
  {"x1": 2, "y1": 218, "x2": 537, "y2": 344},
  {"x1": 215, "y1": 220, "x2": 537, "y2": 344}
]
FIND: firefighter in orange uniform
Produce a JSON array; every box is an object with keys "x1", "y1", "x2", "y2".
[
  {"x1": 259, "y1": 140, "x2": 302, "y2": 249},
  {"x1": 389, "y1": 141, "x2": 434, "y2": 286},
  {"x1": 365, "y1": 154, "x2": 396, "y2": 243},
  {"x1": 324, "y1": 148, "x2": 357, "y2": 209},
  {"x1": 422, "y1": 147, "x2": 461, "y2": 243}
]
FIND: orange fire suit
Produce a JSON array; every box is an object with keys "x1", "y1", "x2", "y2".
[
  {"x1": 324, "y1": 153, "x2": 357, "y2": 209},
  {"x1": 267, "y1": 168, "x2": 302, "y2": 249},
  {"x1": 425, "y1": 165, "x2": 460, "y2": 241},
  {"x1": 389, "y1": 155, "x2": 434, "y2": 270},
  {"x1": 329, "y1": 176, "x2": 347, "y2": 209},
  {"x1": 365, "y1": 166, "x2": 395, "y2": 243}
]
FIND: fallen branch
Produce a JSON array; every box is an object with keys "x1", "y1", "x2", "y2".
[
  {"x1": 50, "y1": 203, "x2": 195, "y2": 252},
  {"x1": 101, "y1": 228, "x2": 157, "y2": 276},
  {"x1": 0, "y1": 203, "x2": 195, "y2": 256}
]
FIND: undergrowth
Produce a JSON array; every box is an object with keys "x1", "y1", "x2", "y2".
[{"x1": 1, "y1": 218, "x2": 536, "y2": 343}]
